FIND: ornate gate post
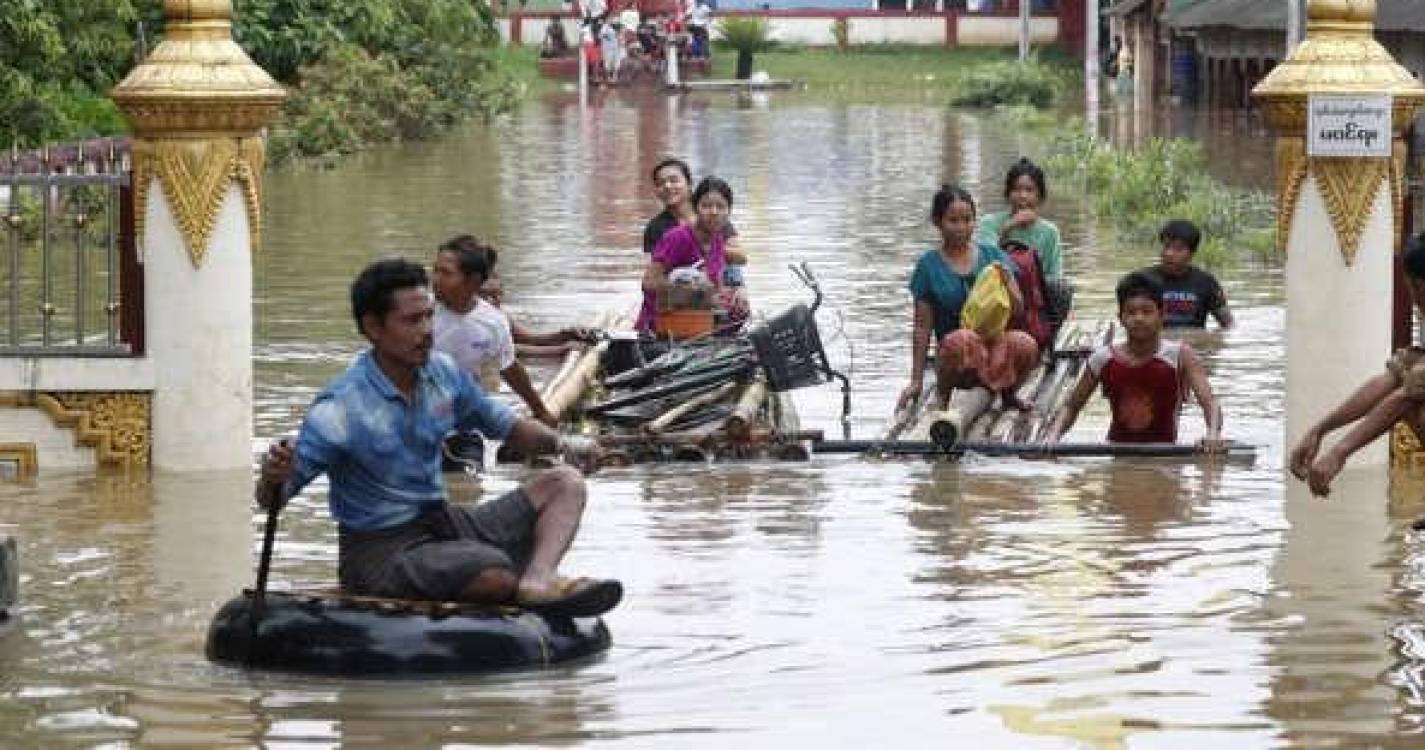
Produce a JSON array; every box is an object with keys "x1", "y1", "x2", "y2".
[
  {"x1": 111, "y1": 0, "x2": 284, "y2": 471},
  {"x1": 1252, "y1": 0, "x2": 1425, "y2": 467}
]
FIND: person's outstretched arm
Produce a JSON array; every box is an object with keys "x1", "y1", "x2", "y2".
[
  {"x1": 502, "y1": 361, "x2": 557, "y2": 427},
  {"x1": 1304, "y1": 387, "x2": 1414, "y2": 496},
  {"x1": 1044, "y1": 368, "x2": 1099, "y2": 444},
  {"x1": 1210, "y1": 303, "x2": 1234, "y2": 329},
  {"x1": 898, "y1": 300, "x2": 935, "y2": 411},
  {"x1": 1180, "y1": 344, "x2": 1223, "y2": 451},
  {"x1": 1289, "y1": 371, "x2": 1398, "y2": 480}
]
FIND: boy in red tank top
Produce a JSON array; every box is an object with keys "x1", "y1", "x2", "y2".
[{"x1": 1046, "y1": 271, "x2": 1224, "y2": 449}]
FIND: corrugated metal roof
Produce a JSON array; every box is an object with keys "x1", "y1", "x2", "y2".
[
  {"x1": 1167, "y1": 0, "x2": 1425, "y2": 31},
  {"x1": 1104, "y1": 0, "x2": 1151, "y2": 17}
]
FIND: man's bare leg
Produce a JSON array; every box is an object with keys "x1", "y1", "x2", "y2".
[{"x1": 515, "y1": 464, "x2": 587, "y2": 594}]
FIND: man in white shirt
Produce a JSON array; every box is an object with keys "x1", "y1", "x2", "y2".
[{"x1": 432, "y1": 236, "x2": 557, "y2": 429}]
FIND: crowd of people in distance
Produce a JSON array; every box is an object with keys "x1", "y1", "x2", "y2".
[{"x1": 547, "y1": 0, "x2": 716, "y2": 84}]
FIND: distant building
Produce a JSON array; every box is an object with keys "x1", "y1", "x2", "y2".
[{"x1": 1165, "y1": 0, "x2": 1425, "y2": 108}]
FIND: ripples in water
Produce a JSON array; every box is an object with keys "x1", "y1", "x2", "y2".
[{"x1": 4, "y1": 92, "x2": 1425, "y2": 746}]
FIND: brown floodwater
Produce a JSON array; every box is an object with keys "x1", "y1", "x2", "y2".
[{"x1": 4, "y1": 90, "x2": 1425, "y2": 747}]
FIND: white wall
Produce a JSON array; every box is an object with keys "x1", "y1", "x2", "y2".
[
  {"x1": 0, "y1": 406, "x2": 97, "y2": 470},
  {"x1": 957, "y1": 16, "x2": 1057, "y2": 46},
  {"x1": 0, "y1": 357, "x2": 152, "y2": 473},
  {"x1": 521, "y1": 17, "x2": 579, "y2": 47},
  {"x1": 764, "y1": 17, "x2": 840, "y2": 46},
  {"x1": 849, "y1": 16, "x2": 945, "y2": 45},
  {"x1": 0, "y1": 357, "x2": 153, "y2": 391}
]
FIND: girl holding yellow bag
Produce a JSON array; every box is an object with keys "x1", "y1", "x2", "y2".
[{"x1": 898, "y1": 185, "x2": 1040, "y2": 412}]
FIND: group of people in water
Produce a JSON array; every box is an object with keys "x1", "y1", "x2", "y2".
[
  {"x1": 256, "y1": 153, "x2": 1346, "y2": 618},
  {"x1": 899, "y1": 159, "x2": 1229, "y2": 451}
]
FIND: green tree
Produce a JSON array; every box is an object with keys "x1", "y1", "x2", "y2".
[{"x1": 0, "y1": 0, "x2": 144, "y2": 148}]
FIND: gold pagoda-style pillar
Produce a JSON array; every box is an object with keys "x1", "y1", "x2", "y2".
[
  {"x1": 111, "y1": 0, "x2": 285, "y2": 471},
  {"x1": 1252, "y1": 0, "x2": 1425, "y2": 468}
]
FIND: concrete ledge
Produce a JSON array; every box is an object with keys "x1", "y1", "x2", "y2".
[
  {"x1": 0, "y1": 530, "x2": 15, "y2": 620},
  {"x1": 0, "y1": 356, "x2": 155, "y2": 392}
]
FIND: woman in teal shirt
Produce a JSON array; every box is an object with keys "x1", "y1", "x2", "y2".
[
  {"x1": 899, "y1": 185, "x2": 1039, "y2": 411},
  {"x1": 974, "y1": 157, "x2": 1063, "y2": 279}
]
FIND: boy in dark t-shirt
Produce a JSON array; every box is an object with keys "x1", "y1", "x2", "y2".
[{"x1": 1137, "y1": 219, "x2": 1233, "y2": 329}]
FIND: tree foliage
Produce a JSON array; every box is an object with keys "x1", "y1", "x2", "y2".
[
  {"x1": 0, "y1": 0, "x2": 515, "y2": 155},
  {"x1": 0, "y1": 0, "x2": 151, "y2": 148}
]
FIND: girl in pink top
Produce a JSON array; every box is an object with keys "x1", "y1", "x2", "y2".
[{"x1": 637, "y1": 177, "x2": 748, "y2": 332}]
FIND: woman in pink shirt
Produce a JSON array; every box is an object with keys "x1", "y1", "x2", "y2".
[{"x1": 637, "y1": 177, "x2": 748, "y2": 333}]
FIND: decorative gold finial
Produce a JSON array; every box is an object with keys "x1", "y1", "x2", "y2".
[
  {"x1": 163, "y1": 0, "x2": 234, "y2": 23},
  {"x1": 1307, "y1": 0, "x2": 1376, "y2": 27},
  {"x1": 110, "y1": 0, "x2": 285, "y2": 267},
  {"x1": 113, "y1": 0, "x2": 285, "y2": 135},
  {"x1": 1251, "y1": 0, "x2": 1424, "y2": 263}
]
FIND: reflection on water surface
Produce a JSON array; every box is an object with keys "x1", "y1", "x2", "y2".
[{"x1": 3, "y1": 91, "x2": 1425, "y2": 747}]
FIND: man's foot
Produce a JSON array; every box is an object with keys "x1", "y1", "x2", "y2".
[{"x1": 517, "y1": 577, "x2": 623, "y2": 618}]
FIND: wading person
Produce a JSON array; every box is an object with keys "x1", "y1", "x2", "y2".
[
  {"x1": 1045, "y1": 271, "x2": 1224, "y2": 450},
  {"x1": 1289, "y1": 233, "x2": 1425, "y2": 496},
  {"x1": 431, "y1": 235, "x2": 559, "y2": 427},
  {"x1": 477, "y1": 269, "x2": 600, "y2": 359},
  {"x1": 974, "y1": 157, "x2": 1064, "y2": 279},
  {"x1": 897, "y1": 184, "x2": 1039, "y2": 412},
  {"x1": 1138, "y1": 219, "x2": 1233, "y2": 329},
  {"x1": 257, "y1": 258, "x2": 622, "y2": 617},
  {"x1": 638, "y1": 176, "x2": 749, "y2": 333},
  {"x1": 642, "y1": 157, "x2": 747, "y2": 286}
]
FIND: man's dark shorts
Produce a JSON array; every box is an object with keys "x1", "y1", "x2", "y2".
[{"x1": 338, "y1": 489, "x2": 536, "y2": 602}]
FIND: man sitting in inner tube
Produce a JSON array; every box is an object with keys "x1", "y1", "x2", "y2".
[{"x1": 256, "y1": 258, "x2": 622, "y2": 619}]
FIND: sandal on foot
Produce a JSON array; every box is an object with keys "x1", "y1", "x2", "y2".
[{"x1": 519, "y1": 577, "x2": 623, "y2": 618}]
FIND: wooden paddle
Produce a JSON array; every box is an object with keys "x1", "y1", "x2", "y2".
[
  {"x1": 248, "y1": 438, "x2": 290, "y2": 659},
  {"x1": 247, "y1": 501, "x2": 280, "y2": 659}
]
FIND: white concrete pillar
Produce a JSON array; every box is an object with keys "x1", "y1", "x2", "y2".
[
  {"x1": 1085, "y1": 0, "x2": 1100, "y2": 123},
  {"x1": 1253, "y1": 0, "x2": 1425, "y2": 469},
  {"x1": 144, "y1": 185, "x2": 255, "y2": 469},
  {"x1": 111, "y1": 0, "x2": 284, "y2": 471},
  {"x1": 1284, "y1": 177, "x2": 1395, "y2": 463}
]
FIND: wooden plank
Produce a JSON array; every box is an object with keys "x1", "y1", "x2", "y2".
[{"x1": 812, "y1": 439, "x2": 1256, "y2": 461}]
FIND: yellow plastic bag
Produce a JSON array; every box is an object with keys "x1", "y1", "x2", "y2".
[{"x1": 961, "y1": 264, "x2": 1012, "y2": 339}]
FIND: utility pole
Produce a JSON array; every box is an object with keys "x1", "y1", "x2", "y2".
[
  {"x1": 1086, "y1": 0, "x2": 1100, "y2": 133},
  {"x1": 1286, "y1": 0, "x2": 1304, "y2": 53},
  {"x1": 1019, "y1": 0, "x2": 1031, "y2": 61}
]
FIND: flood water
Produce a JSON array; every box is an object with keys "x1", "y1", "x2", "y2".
[{"x1": 5, "y1": 89, "x2": 1425, "y2": 747}]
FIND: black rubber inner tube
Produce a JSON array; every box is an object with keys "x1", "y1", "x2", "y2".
[{"x1": 206, "y1": 590, "x2": 611, "y2": 676}]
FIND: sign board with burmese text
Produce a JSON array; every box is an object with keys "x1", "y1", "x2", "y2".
[{"x1": 1308, "y1": 94, "x2": 1392, "y2": 158}]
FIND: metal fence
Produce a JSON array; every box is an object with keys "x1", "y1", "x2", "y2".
[{"x1": 0, "y1": 139, "x2": 141, "y2": 357}]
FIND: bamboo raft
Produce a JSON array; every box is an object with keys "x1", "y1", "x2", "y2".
[
  {"x1": 552, "y1": 330, "x2": 825, "y2": 465},
  {"x1": 870, "y1": 318, "x2": 1256, "y2": 462},
  {"x1": 886, "y1": 319, "x2": 1116, "y2": 448},
  {"x1": 508, "y1": 267, "x2": 849, "y2": 465}
]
